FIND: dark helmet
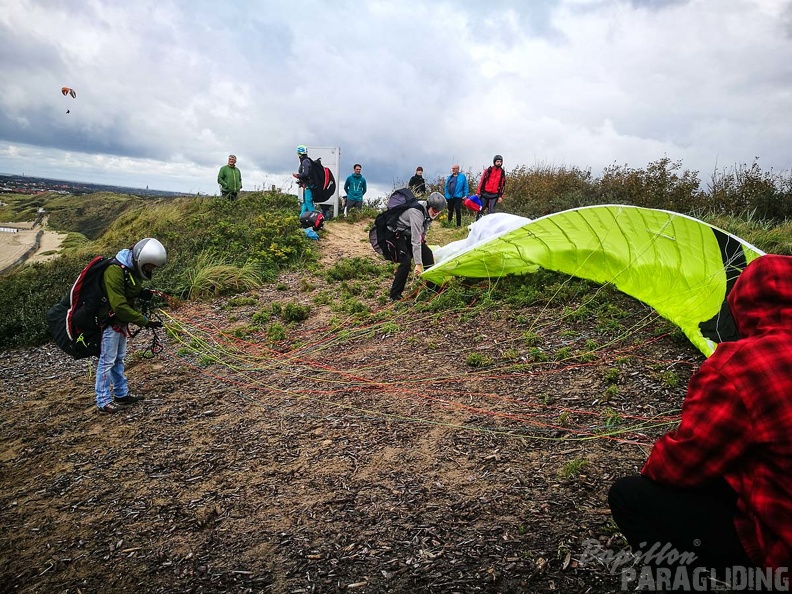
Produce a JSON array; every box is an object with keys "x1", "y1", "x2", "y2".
[
  {"x1": 493, "y1": 154, "x2": 503, "y2": 164},
  {"x1": 132, "y1": 237, "x2": 167, "y2": 280},
  {"x1": 426, "y1": 191, "x2": 447, "y2": 212}
]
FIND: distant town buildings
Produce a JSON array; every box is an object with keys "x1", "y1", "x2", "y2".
[{"x1": 0, "y1": 174, "x2": 188, "y2": 197}]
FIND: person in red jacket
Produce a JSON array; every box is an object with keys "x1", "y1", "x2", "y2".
[
  {"x1": 476, "y1": 154, "x2": 506, "y2": 220},
  {"x1": 609, "y1": 254, "x2": 792, "y2": 580}
]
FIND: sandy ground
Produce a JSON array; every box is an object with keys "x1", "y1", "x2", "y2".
[
  {"x1": 0, "y1": 219, "x2": 68, "y2": 273},
  {"x1": 318, "y1": 218, "x2": 377, "y2": 265}
]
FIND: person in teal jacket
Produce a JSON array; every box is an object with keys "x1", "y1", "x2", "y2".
[
  {"x1": 343, "y1": 164, "x2": 367, "y2": 214},
  {"x1": 444, "y1": 164, "x2": 469, "y2": 227},
  {"x1": 217, "y1": 154, "x2": 242, "y2": 200}
]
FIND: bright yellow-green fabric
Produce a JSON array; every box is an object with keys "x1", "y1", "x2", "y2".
[{"x1": 422, "y1": 205, "x2": 765, "y2": 356}]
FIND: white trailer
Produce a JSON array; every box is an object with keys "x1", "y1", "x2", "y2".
[{"x1": 301, "y1": 146, "x2": 341, "y2": 218}]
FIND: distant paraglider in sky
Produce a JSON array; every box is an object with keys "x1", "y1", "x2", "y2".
[{"x1": 61, "y1": 87, "x2": 76, "y2": 113}]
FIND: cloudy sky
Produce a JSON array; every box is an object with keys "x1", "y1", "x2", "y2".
[{"x1": 1, "y1": 0, "x2": 791, "y2": 199}]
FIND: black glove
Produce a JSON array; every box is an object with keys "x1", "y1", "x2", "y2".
[
  {"x1": 146, "y1": 320, "x2": 163, "y2": 329},
  {"x1": 140, "y1": 288, "x2": 154, "y2": 301}
]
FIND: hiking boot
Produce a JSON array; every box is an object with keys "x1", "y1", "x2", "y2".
[
  {"x1": 115, "y1": 393, "x2": 145, "y2": 405},
  {"x1": 98, "y1": 402, "x2": 124, "y2": 414}
]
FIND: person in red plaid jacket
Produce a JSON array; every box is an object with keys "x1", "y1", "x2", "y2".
[{"x1": 609, "y1": 254, "x2": 792, "y2": 575}]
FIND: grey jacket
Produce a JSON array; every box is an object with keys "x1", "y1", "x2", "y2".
[{"x1": 391, "y1": 202, "x2": 430, "y2": 265}]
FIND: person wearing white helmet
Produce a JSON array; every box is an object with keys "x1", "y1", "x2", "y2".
[
  {"x1": 292, "y1": 145, "x2": 316, "y2": 215},
  {"x1": 95, "y1": 237, "x2": 167, "y2": 413},
  {"x1": 389, "y1": 191, "x2": 446, "y2": 301}
]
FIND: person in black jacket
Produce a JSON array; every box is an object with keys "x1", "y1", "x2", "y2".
[
  {"x1": 408, "y1": 166, "x2": 426, "y2": 195},
  {"x1": 293, "y1": 145, "x2": 315, "y2": 215}
]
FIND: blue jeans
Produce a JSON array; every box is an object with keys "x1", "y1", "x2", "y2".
[
  {"x1": 95, "y1": 325, "x2": 128, "y2": 407},
  {"x1": 300, "y1": 187, "x2": 315, "y2": 215}
]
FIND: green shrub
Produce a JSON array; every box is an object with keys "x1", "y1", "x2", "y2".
[
  {"x1": 658, "y1": 370, "x2": 680, "y2": 388},
  {"x1": 559, "y1": 458, "x2": 589, "y2": 480},
  {"x1": 0, "y1": 254, "x2": 89, "y2": 348},
  {"x1": 553, "y1": 347, "x2": 573, "y2": 361},
  {"x1": 282, "y1": 302, "x2": 311, "y2": 322},
  {"x1": 524, "y1": 347, "x2": 548, "y2": 363},
  {"x1": 267, "y1": 322, "x2": 287, "y2": 342},
  {"x1": 466, "y1": 352, "x2": 494, "y2": 368},
  {"x1": 230, "y1": 324, "x2": 258, "y2": 339},
  {"x1": 183, "y1": 252, "x2": 264, "y2": 299},
  {"x1": 326, "y1": 257, "x2": 387, "y2": 282},
  {"x1": 252, "y1": 309, "x2": 272, "y2": 324},
  {"x1": 226, "y1": 296, "x2": 258, "y2": 307},
  {"x1": 602, "y1": 407, "x2": 622, "y2": 428}
]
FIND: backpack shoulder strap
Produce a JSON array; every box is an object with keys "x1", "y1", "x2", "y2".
[{"x1": 481, "y1": 166, "x2": 493, "y2": 187}]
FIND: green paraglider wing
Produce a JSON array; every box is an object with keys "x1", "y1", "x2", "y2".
[{"x1": 422, "y1": 205, "x2": 765, "y2": 357}]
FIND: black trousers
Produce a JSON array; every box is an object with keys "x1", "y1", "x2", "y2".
[
  {"x1": 389, "y1": 235, "x2": 434, "y2": 300},
  {"x1": 447, "y1": 198, "x2": 462, "y2": 227},
  {"x1": 608, "y1": 475, "x2": 753, "y2": 572}
]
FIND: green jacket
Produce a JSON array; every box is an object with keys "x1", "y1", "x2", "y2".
[
  {"x1": 217, "y1": 165, "x2": 242, "y2": 193},
  {"x1": 100, "y1": 264, "x2": 148, "y2": 327}
]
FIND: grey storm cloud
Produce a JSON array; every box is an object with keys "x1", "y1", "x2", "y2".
[{"x1": 0, "y1": 0, "x2": 791, "y2": 196}]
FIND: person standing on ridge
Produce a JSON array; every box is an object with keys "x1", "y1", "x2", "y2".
[
  {"x1": 388, "y1": 191, "x2": 446, "y2": 301},
  {"x1": 343, "y1": 164, "x2": 367, "y2": 214},
  {"x1": 292, "y1": 145, "x2": 315, "y2": 216},
  {"x1": 476, "y1": 155, "x2": 506, "y2": 220},
  {"x1": 95, "y1": 238, "x2": 167, "y2": 413},
  {"x1": 409, "y1": 166, "x2": 427, "y2": 195},
  {"x1": 217, "y1": 154, "x2": 242, "y2": 200},
  {"x1": 444, "y1": 164, "x2": 469, "y2": 228}
]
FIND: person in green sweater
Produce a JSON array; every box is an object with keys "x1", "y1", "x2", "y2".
[
  {"x1": 95, "y1": 238, "x2": 167, "y2": 413},
  {"x1": 217, "y1": 154, "x2": 242, "y2": 200}
]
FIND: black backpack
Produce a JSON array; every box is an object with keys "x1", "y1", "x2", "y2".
[
  {"x1": 47, "y1": 256, "x2": 129, "y2": 359},
  {"x1": 369, "y1": 188, "x2": 425, "y2": 262},
  {"x1": 299, "y1": 210, "x2": 325, "y2": 232},
  {"x1": 309, "y1": 157, "x2": 337, "y2": 202}
]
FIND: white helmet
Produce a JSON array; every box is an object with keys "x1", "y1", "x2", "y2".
[{"x1": 132, "y1": 237, "x2": 167, "y2": 280}]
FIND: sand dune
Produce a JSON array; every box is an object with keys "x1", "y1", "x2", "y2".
[{"x1": 0, "y1": 220, "x2": 67, "y2": 273}]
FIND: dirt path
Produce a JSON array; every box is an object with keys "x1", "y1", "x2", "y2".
[{"x1": 318, "y1": 218, "x2": 378, "y2": 266}]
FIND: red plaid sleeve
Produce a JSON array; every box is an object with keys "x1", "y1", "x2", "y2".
[{"x1": 642, "y1": 362, "x2": 751, "y2": 485}]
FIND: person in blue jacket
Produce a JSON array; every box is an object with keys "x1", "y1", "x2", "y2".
[
  {"x1": 343, "y1": 164, "x2": 367, "y2": 214},
  {"x1": 444, "y1": 164, "x2": 469, "y2": 227}
]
